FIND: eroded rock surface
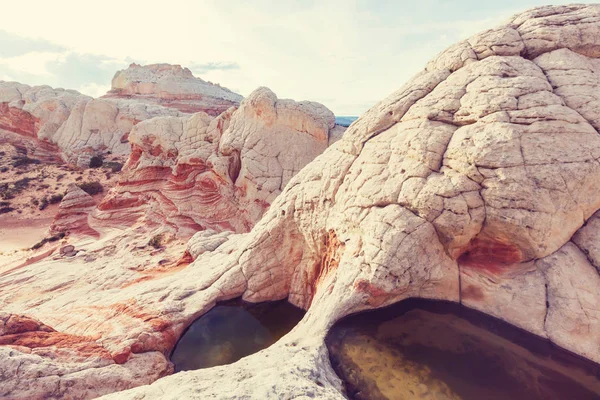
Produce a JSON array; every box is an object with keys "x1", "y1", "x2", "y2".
[
  {"x1": 94, "y1": 87, "x2": 337, "y2": 236},
  {"x1": 0, "y1": 81, "x2": 183, "y2": 165},
  {"x1": 50, "y1": 184, "x2": 99, "y2": 238},
  {"x1": 105, "y1": 63, "x2": 243, "y2": 115},
  {"x1": 1, "y1": 4, "x2": 600, "y2": 400},
  {"x1": 0, "y1": 63, "x2": 243, "y2": 166}
]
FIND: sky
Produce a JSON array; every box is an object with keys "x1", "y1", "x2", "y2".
[{"x1": 1, "y1": 1, "x2": 596, "y2": 116}]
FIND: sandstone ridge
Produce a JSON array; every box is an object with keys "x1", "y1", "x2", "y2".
[
  {"x1": 104, "y1": 63, "x2": 243, "y2": 115},
  {"x1": 0, "y1": 4, "x2": 599, "y2": 400},
  {"x1": 0, "y1": 63, "x2": 243, "y2": 166},
  {"x1": 94, "y1": 86, "x2": 337, "y2": 237}
]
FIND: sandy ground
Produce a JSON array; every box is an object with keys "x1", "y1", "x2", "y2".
[
  {"x1": 0, "y1": 142, "x2": 124, "y2": 268},
  {"x1": 0, "y1": 212, "x2": 55, "y2": 252}
]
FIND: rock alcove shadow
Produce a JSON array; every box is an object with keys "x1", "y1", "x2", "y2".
[
  {"x1": 170, "y1": 298, "x2": 305, "y2": 371},
  {"x1": 326, "y1": 299, "x2": 600, "y2": 400}
]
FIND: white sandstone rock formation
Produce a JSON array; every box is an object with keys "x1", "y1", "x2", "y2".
[
  {"x1": 94, "y1": 87, "x2": 337, "y2": 236},
  {"x1": 0, "y1": 81, "x2": 183, "y2": 165},
  {"x1": 0, "y1": 4, "x2": 599, "y2": 400},
  {"x1": 0, "y1": 63, "x2": 245, "y2": 166},
  {"x1": 105, "y1": 63, "x2": 243, "y2": 115}
]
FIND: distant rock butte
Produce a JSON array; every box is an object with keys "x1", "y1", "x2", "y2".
[
  {"x1": 104, "y1": 63, "x2": 243, "y2": 116},
  {"x1": 0, "y1": 64, "x2": 243, "y2": 166},
  {"x1": 1, "y1": 4, "x2": 600, "y2": 400}
]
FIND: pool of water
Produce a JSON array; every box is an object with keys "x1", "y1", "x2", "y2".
[
  {"x1": 170, "y1": 298, "x2": 305, "y2": 372},
  {"x1": 326, "y1": 299, "x2": 600, "y2": 400}
]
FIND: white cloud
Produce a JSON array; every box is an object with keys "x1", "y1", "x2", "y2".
[
  {"x1": 78, "y1": 82, "x2": 111, "y2": 98},
  {"x1": 1, "y1": 0, "x2": 597, "y2": 115},
  {"x1": 0, "y1": 51, "x2": 66, "y2": 77}
]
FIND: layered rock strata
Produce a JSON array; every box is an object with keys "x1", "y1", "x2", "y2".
[
  {"x1": 0, "y1": 64, "x2": 243, "y2": 166},
  {"x1": 104, "y1": 63, "x2": 243, "y2": 115},
  {"x1": 94, "y1": 87, "x2": 337, "y2": 236},
  {"x1": 50, "y1": 184, "x2": 99, "y2": 238},
  {"x1": 0, "y1": 82, "x2": 182, "y2": 165},
  {"x1": 0, "y1": 4, "x2": 599, "y2": 400}
]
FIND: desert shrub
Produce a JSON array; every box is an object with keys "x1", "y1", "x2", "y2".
[
  {"x1": 103, "y1": 161, "x2": 123, "y2": 173},
  {"x1": 77, "y1": 181, "x2": 103, "y2": 195},
  {"x1": 39, "y1": 197, "x2": 49, "y2": 210},
  {"x1": 56, "y1": 174, "x2": 65, "y2": 181},
  {"x1": 75, "y1": 176, "x2": 83, "y2": 181},
  {"x1": 0, "y1": 166, "x2": 8, "y2": 173},
  {"x1": 89, "y1": 156, "x2": 103, "y2": 168},
  {"x1": 14, "y1": 177, "x2": 32, "y2": 190},
  {"x1": 0, "y1": 206, "x2": 14, "y2": 214},
  {"x1": 0, "y1": 185, "x2": 14, "y2": 200},
  {"x1": 0, "y1": 178, "x2": 32, "y2": 200},
  {"x1": 12, "y1": 156, "x2": 40, "y2": 168},
  {"x1": 31, "y1": 232, "x2": 66, "y2": 250},
  {"x1": 48, "y1": 193, "x2": 64, "y2": 204},
  {"x1": 148, "y1": 234, "x2": 163, "y2": 249},
  {"x1": 31, "y1": 198, "x2": 39, "y2": 206}
]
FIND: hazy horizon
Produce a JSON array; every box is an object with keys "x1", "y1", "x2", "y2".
[{"x1": 2, "y1": 0, "x2": 596, "y2": 116}]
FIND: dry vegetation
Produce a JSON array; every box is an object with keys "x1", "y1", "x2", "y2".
[{"x1": 0, "y1": 144, "x2": 123, "y2": 221}]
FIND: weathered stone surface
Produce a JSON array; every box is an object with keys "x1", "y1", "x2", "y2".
[
  {"x1": 105, "y1": 63, "x2": 243, "y2": 115},
  {"x1": 0, "y1": 81, "x2": 183, "y2": 165},
  {"x1": 50, "y1": 184, "x2": 98, "y2": 238},
  {"x1": 0, "y1": 4, "x2": 600, "y2": 400},
  {"x1": 94, "y1": 87, "x2": 337, "y2": 237},
  {"x1": 0, "y1": 63, "x2": 244, "y2": 166}
]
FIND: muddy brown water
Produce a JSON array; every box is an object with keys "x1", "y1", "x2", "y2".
[
  {"x1": 170, "y1": 299, "x2": 305, "y2": 372},
  {"x1": 326, "y1": 299, "x2": 600, "y2": 400}
]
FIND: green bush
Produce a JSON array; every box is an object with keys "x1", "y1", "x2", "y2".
[
  {"x1": 77, "y1": 181, "x2": 104, "y2": 195},
  {"x1": 89, "y1": 156, "x2": 103, "y2": 168},
  {"x1": 103, "y1": 161, "x2": 123, "y2": 173},
  {"x1": 31, "y1": 232, "x2": 66, "y2": 250},
  {"x1": 148, "y1": 234, "x2": 163, "y2": 249},
  {"x1": 0, "y1": 178, "x2": 33, "y2": 200},
  {"x1": 48, "y1": 193, "x2": 64, "y2": 204},
  {"x1": 39, "y1": 197, "x2": 49, "y2": 210},
  {"x1": 12, "y1": 156, "x2": 40, "y2": 168}
]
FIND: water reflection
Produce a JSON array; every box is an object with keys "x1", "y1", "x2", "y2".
[
  {"x1": 171, "y1": 299, "x2": 304, "y2": 371},
  {"x1": 326, "y1": 299, "x2": 600, "y2": 400}
]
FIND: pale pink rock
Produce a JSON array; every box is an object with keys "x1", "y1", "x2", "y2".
[
  {"x1": 0, "y1": 63, "x2": 243, "y2": 166},
  {"x1": 105, "y1": 63, "x2": 243, "y2": 115},
  {"x1": 93, "y1": 87, "x2": 337, "y2": 237},
  {"x1": 50, "y1": 184, "x2": 98, "y2": 238},
  {"x1": 0, "y1": 5, "x2": 599, "y2": 400}
]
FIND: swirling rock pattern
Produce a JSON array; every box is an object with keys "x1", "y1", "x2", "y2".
[
  {"x1": 0, "y1": 5, "x2": 599, "y2": 400},
  {"x1": 94, "y1": 87, "x2": 337, "y2": 237}
]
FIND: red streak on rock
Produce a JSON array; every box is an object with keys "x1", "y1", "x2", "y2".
[
  {"x1": 309, "y1": 231, "x2": 343, "y2": 304},
  {"x1": 0, "y1": 331, "x2": 112, "y2": 360},
  {"x1": 354, "y1": 280, "x2": 388, "y2": 307},
  {"x1": 102, "y1": 301, "x2": 178, "y2": 354},
  {"x1": 0, "y1": 103, "x2": 38, "y2": 137},
  {"x1": 98, "y1": 194, "x2": 144, "y2": 211},
  {"x1": 112, "y1": 349, "x2": 131, "y2": 364},
  {"x1": 457, "y1": 236, "x2": 522, "y2": 276}
]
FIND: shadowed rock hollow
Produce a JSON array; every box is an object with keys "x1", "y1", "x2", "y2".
[{"x1": 1, "y1": 4, "x2": 600, "y2": 400}]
